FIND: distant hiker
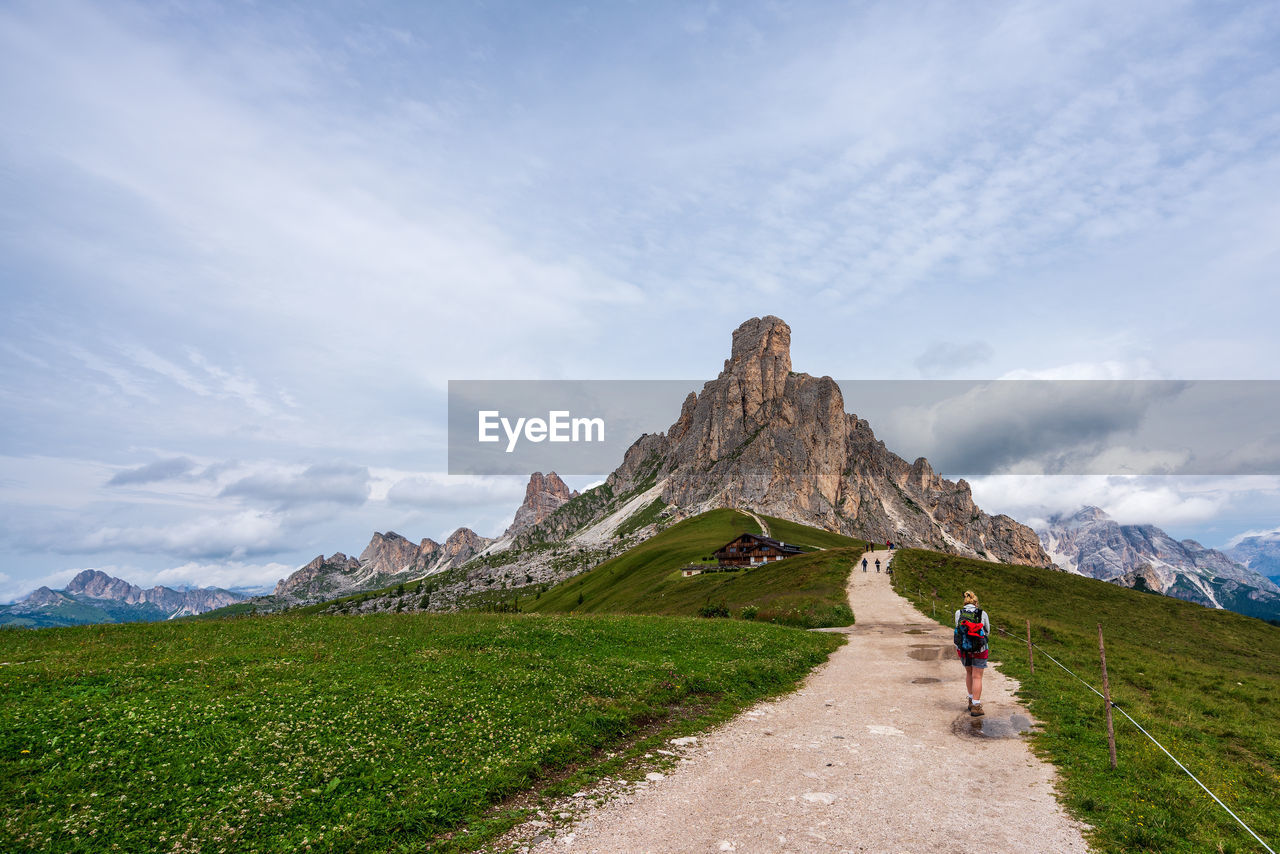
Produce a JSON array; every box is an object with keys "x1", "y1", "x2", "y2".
[
  {"x1": 875, "y1": 558, "x2": 881, "y2": 573},
  {"x1": 954, "y1": 590, "x2": 991, "y2": 716},
  {"x1": 862, "y1": 557, "x2": 868, "y2": 572}
]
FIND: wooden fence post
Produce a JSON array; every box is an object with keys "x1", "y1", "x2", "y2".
[
  {"x1": 1098, "y1": 623, "x2": 1117, "y2": 769},
  {"x1": 1026, "y1": 618, "x2": 1034, "y2": 676}
]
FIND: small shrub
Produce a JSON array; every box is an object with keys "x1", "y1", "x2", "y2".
[
  {"x1": 740, "y1": 604, "x2": 759, "y2": 620},
  {"x1": 699, "y1": 602, "x2": 730, "y2": 618}
]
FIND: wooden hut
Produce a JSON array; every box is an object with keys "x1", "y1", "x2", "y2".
[{"x1": 714, "y1": 533, "x2": 804, "y2": 567}]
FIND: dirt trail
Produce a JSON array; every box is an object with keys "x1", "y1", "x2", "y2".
[
  {"x1": 524, "y1": 550, "x2": 1092, "y2": 853},
  {"x1": 741, "y1": 509, "x2": 770, "y2": 537}
]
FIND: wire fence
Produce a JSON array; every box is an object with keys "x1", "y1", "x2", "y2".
[{"x1": 900, "y1": 583, "x2": 1275, "y2": 854}]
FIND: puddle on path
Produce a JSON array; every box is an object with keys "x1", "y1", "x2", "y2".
[
  {"x1": 951, "y1": 713, "x2": 1034, "y2": 740},
  {"x1": 904, "y1": 629, "x2": 928, "y2": 634},
  {"x1": 911, "y1": 677, "x2": 941, "y2": 684},
  {"x1": 907, "y1": 647, "x2": 945, "y2": 660}
]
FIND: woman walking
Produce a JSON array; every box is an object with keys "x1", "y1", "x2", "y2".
[{"x1": 954, "y1": 590, "x2": 990, "y2": 716}]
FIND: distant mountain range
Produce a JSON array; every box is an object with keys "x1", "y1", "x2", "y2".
[
  {"x1": 0, "y1": 569, "x2": 245, "y2": 629},
  {"x1": 1225, "y1": 530, "x2": 1280, "y2": 587},
  {"x1": 1037, "y1": 507, "x2": 1280, "y2": 623}
]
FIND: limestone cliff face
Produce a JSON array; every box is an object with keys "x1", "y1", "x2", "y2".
[
  {"x1": 359, "y1": 532, "x2": 422, "y2": 577},
  {"x1": 273, "y1": 526, "x2": 498, "y2": 603},
  {"x1": 505, "y1": 472, "x2": 578, "y2": 537},
  {"x1": 440, "y1": 527, "x2": 492, "y2": 567},
  {"x1": 273, "y1": 553, "x2": 360, "y2": 596},
  {"x1": 607, "y1": 315, "x2": 1053, "y2": 567}
]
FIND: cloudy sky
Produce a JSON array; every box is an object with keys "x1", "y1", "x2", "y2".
[{"x1": 2, "y1": 0, "x2": 1279, "y2": 601}]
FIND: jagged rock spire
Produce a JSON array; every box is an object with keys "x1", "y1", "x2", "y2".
[{"x1": 505, "y1": 471, "x2": 577, "y2": 537}]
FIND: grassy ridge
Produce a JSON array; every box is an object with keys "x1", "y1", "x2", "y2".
[
  {"x1": 891, "y1": 548, "x2": 1280, "y2": 854},
  {"x1": 758, "y1": 514, "x2": 863, "y2": 551},
  {"x1": 0, "y1": 612, "x2": 840, "y2": 853},
  {"x1": 527, "y1": 509, "x2": 862, "y2": 627}
]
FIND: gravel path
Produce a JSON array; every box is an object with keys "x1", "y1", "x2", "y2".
[{"x1": 522, "y1": 550, "x2": 1093, "y2": 854}]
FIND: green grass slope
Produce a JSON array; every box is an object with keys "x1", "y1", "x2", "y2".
[
  {"x1": 0, "y1": 612, "x2": 840, "y2": 854},
  {"x1": 527, "y1": 509, "x2": 863, "y2": 628},
  {"x1": 891, "y1": 548, "x2": 1280, "y2": 854},
  {"x1": 759, "y1": 514, "x2": 863, "y2": 551}
]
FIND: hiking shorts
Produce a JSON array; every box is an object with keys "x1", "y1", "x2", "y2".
[{"x1": 957, "y1": 650, "x2": 988, "y2": 668}]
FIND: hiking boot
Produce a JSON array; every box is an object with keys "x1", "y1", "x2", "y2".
[
  {"x1": 970, "y1": 703, "x2": 985, "y2": 717},
  {"x1": 966, "y1": 697, "x2": 973, "y2": 711}
]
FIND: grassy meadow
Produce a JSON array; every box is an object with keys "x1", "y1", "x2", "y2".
[
  {"x1": 526, "y1": 509, "x2": 862, "y2": 627},
  {"x1": 1, "y1": 612, "x2": 841, "y2": 853},
  {"x1": 891, "y1": 548, "x2": 1280, "y2": 854},
  {"x1": 757, "y1": 514, "x2": 864, "y2": 551}
]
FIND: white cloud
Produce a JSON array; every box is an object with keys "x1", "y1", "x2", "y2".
[
  {"x1": 969, "y1": 474, "x2": 1280, "y2": 531},
  {"x1": 378, "y1": 471, "x2": 526, "y2": 509},
  {"x1": 147, "y1": 560, "x2": 295, "y2": 593},
  {"x1": 69, "y1": 510, "x2": 287, "y2": 559},
  {"x1": 108, "y1": 457, "x2": 197, "y2": 486},
  {"x1": 874, "y1": 379, "x2": 1187, "y2": 474},
  {"x1": 220, "y1": 463, "x2": 371, "y2": 508},
  {"x1": 1225, "y1": 526, "x2": 1280, "y2": 549},
  {"x1": 914, "y1": 341, "x2": 994, "y2": 378},
  {"x1": 0, "y1": 566, "x2": 100, "y2": 604}
]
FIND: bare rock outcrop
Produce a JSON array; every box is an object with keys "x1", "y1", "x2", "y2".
[
  {"x1": 273, "y1": 553, "x2": 360, "y2": 597},
  {"x1": 440, "y1": 527, "x2": 493, "y2": 567},
  {"x1": 505, "y1": 472, "x2": 578, "y2": 537},
  {"x1": 359, "y1": 532, "x2": 421, "y2": 577}
]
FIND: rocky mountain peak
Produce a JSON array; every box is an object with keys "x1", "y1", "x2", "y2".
[
  {"x1": 505, "y1": 471, "x2": 578, "y2": 537},
  {"x1": 442, "y1": 527, "x2": 490, "y2": 563},
  {"x1": 358, "y1": 531, "x2": 421, "y2": 577},
  {"x1": 723, "y1": 315, "x2": 792, "y2": 405},
  {"x1": 24, "y1": 586, "x2": 67, "y2": 607},
  {"x1": 601, "y1": 316, "x2": 1051, "y2": 567},
  {"x1": 67, "y1": 569, "x2": 137, "y2": 599},
  {"x1": 1057, "y1": 505, "x2": 1112, "y2": 525}
]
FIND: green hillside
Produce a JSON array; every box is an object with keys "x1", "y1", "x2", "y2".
[
  {"x1": 891, "y1": 548, "x2": 1280, "y2": 854},
  {"x1": 0, "y1": 612, "x2": 840, "y2": 853},
  {"x1": 758, "y1": 514, "x2": 863, "y2": 550},
  {"x1": 527, "y1": 509, "x2": 863, "y2": 628}
]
